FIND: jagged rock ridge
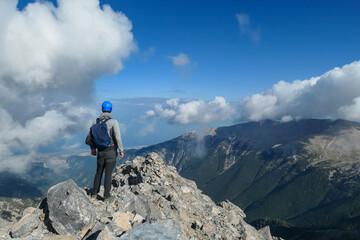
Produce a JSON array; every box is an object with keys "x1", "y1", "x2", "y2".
[{"x1": 0, "y1": 153, "x2": 279, "y2": 240}]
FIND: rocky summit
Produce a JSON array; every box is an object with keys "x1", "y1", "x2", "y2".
[{"x1": 0, "y1": 152, "x2": 279, "y2": 240}]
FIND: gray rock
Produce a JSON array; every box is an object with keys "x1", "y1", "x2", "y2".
[
  {"x1": 84, "y1": 221, "x2": 106, "y2": 240},
  {"x1": 107, "y1": 211, "x2": 134, "y2": 236},
  {"x1": 119, "y1": 222, "x2": 180, "y2": 240},
  {"x1": 42, "y1": 235, "x2": 77, "y2": 240},
  {"x1": 0, "y1": 218, "x2": 12, "y2": 239},
  {"x1": 240, "y1": 218, "x2": 265, "y2": 240},
  {"x1": 9, "y1": 208, "x2": 40, "y2": 238},
  {"x1": 47, "y1": 179, "x2": 96, "y2": 236},
  {"x1": 258, "y1": 226, "x2": 274, "y2": 240},
  {"x1": 96, "y1": 226, "x2": 116, "y2": 240},
  {"x1": 23, "y1": 224, "x2": 48, "y2": 240},
  {"x1": 218, "y1": 200, "x2": 246, "y2": 219},
  {"x1": 116, "y1": 190, "x2": 164, "y2": 221}
]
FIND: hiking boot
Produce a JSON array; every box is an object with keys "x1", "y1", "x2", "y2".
[
  {"x1": 104, "y1": 195, "x2": 115, "y2": 203},
  {"x1": 90, "y1": 193, "x2": 97, "y2": 200}
]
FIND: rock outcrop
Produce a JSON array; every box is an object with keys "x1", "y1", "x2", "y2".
[
  {"x1": 9, "y1": 208, "x2": 41, "y2": 238},
  {"x1": 47, "y1": 179, "x2": 96, "y2": 236},
  {"x1": 0, "y1": 153, "x2": 279, "y2": 240}
]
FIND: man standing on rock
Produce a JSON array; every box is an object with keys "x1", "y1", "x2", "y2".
[{"x1": 86, "y1": 101, "x2": 124, "y2": 202}]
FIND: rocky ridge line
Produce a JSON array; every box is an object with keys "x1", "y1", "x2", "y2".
[{"x1": 0, "y1": 152, "x2": 279, "y2": 240}]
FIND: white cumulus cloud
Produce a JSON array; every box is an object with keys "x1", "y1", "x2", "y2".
[
  {"x1": 338, "y1": 97, "x2": 360, "y2": 120},
  {"x1": 240, "y1": 60, "x2": 360, "y2": 122},
  {"x1": 144, "y1": 97, "x2": 235, "y2": 125},
  {"x1": 169, "y1": 53, "x2": 191, "y2": 66},
  {"x1": 0, "y1": 0, "x2": 135, "y2": 172}
]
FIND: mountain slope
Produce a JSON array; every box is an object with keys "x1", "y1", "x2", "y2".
[
  {"x1": 123, "y1": 119, "x2": 360, "y2": 230},
  {"x1": 0, "y1": 173, "x2": 43, "y2": 199}
]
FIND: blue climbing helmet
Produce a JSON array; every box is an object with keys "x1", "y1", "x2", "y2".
[{"x1": 102, "y1": 101, "x2": 112, "y2": 112}]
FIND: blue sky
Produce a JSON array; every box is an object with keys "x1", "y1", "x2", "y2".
[
  {"x1": 95, "y1": 0, "x2": 360, "y2": 100},
  {"x1": 95, "y1": 0, "x2": 360, "y2": 146},
  {"x1": 2, "y1": 0, "x2": 360, "y2": 159}
]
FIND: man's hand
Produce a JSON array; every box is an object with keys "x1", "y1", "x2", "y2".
[
  {"x1": 119, "y1": 152, "x2": 124, "y2": 158},
  {"x1": 91, "y1": 149, "x2": 96, "y2": 156}
]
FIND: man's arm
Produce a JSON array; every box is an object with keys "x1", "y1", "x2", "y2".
[
  {"x1": 85, "y1": 132, "x2": 90, "y2": 145},
  {"x1": 113, "y1": 120, "x2": 124, "y2": 156},
  {"x1": 86, "y1": 119, "x2": 98, "y2": 155}
]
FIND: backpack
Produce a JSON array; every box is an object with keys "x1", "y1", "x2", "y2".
[{"x1": 90, "y1": 118, "x2": 112, "y2": 149}]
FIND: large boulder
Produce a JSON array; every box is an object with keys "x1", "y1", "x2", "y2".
[{"x1": 47, "y1": 179, "x2": 96, "y2": 236}]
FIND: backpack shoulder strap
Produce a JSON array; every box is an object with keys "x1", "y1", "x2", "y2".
[{"x1": 95, "y1": 118, "x2": 111, "y2": 125}]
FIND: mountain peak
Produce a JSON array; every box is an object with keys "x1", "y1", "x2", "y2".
[
  {"x1": 2, "y1": 153, "x2": 278, "y2": 240},
  {"x1": 122, "y1": 118, "x2": 360, "y2": 238}
]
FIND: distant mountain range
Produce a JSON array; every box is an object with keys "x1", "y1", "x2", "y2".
[
  {"x1": 0, "y1": 151, "x2": 96, "y2": 199},
  {"x1": 122, "y1": 119, "x2": 360, "y2": 234}
]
